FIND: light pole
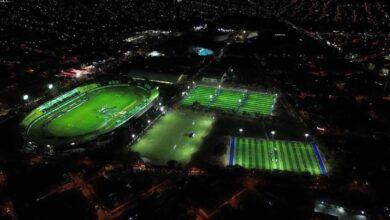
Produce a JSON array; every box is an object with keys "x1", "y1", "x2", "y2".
[
  {"x1": 22, "y1": 94, "x2": 29, "y2": 101},
  {"x1": 384, "y1": 73, "x2": 389, "y2": 92},
  {"x1": 270, "y1": 130, "x2": 275, "y2": 140},
  {"x1": 304, "y1": 133, "x2": 309, "y2": 143}
]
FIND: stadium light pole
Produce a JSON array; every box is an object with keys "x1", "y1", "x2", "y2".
[
  {"x1": 22, "y1": 94, "x2": 29, "y2": 101},
  {"x1": 270, "y1": 130, "x2": 275, "y2": 139},
  {"x1": 304, "y1": 133, "x2": 309, "y2": 143}
]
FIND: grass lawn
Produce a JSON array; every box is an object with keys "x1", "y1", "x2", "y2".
[
  {"x1": 26, "y1": 84, "x2": 153, "y2": 145},
  {"x1": 240, "y1": 92, "x2": 275, "y2": 115},
  {"x1": 130, "y1": 110, "x2": 215, "y2": 165},
  {"x1": 228, "y1": 137, "x2": 326, "y2": 175}
]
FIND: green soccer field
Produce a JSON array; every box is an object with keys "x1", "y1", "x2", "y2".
[
  {"x1": 228, "y1": 137, "x2": 326, "y2": 175},
  {"x1": 23, "y1": 84, "x2": 157, "y2": 145},
  {"x1": 181, "y1": 85, "x2": 276, "y2": 116},
  {"x1": 130, "y1": 110, "x2": 215, "y2": 165}
]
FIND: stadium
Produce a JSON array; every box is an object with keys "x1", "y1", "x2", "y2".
[
  {"x1": 181, "y1": 85, "x2": 277, "y2": 116},
  {"x1": 21, "y1": 81, "x2": 158, "y2": 147}
]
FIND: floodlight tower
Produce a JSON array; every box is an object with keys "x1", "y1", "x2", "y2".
[
  {"x1": 304, "y1": 133, "x2": 310, "y2": 143},
  {"x1": 22, "y1": 94, "x2": 29, "y2": 101},
  {"x1": 270, "y1": 130, "x2": 276, "y2": 139}
]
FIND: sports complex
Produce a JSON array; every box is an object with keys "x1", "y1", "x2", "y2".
[
  {"x1": 21, "y1": 82, "x2": 158, "y2": 146},
  {"x1": 20, "y1": 78, "x2": 327, "y2": 175},
  {"x1": 181, "y1": 85, "x2": 276, "y2": 116},
  {"x1": 227, "y1": 137, "x2": 327, "y2": 175}
]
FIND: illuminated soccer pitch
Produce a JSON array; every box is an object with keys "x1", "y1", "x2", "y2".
[
  {"x1": 22, "y1": 83, "x2": 158, "y2": 146},
  {"x1": 181, "y1": 85, "x2": 276, "y2": 116},
  {"x1": 130, "y1": 110, "x2": 215, "y2": 165},
  {"x1": 227, "y1": 137, "x2": 327, "y2": 175}
]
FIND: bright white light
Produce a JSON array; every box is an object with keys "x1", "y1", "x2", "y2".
[
  {"x1": 147, "y1": 51, "x2": 164, "y2": 57},
  {"x1": 238, "y1": 99, "x2": 242, "y2": 103},
  {"x1": 271, "y1": 131, "x2": 276, "y2": 135},
  {"x1": 209, "y1": 95, "x2": 213, "y2": 99},
  {"x1": 147, "y1": 120, "x2": 151, "y2": 124},
  {"x1": 218, "y1": 85, "x2": 221, "y2": 88},
  {"x1": 192, "y1": 81, "x2": 195, "y2": 84},
  {"x1": 23, "y1": 94, "x2": 29, "y2": 101},
  {"x1": 239, "y1": 128, "x2": 243, "y2": 133},
  {"x1": 182, "y1": 92, "x2": 186, "y2": 96},
  {"x1": 70, "y1": 142, "x2": 75, "y2": 146},
  {"x1": 76, "y1": 72, "x2": 81, "y2": 78},
  {"x1": 48, "y1": 83, "x2": 53, "y2": 90},
  {"x1": 159, "y1": 102, "x2": 162, "y2": 106},
  {"x1": 46, "y1": 144, "x2": 51, "y2": 148},
  {"x1": 338, "y1": 207, "x2": 345, "y2": 213},
  {"x1": 361, "y1": 210, "x2": 365, "y2": 215},
  {"x1": 131, "y1": 134, "x2": 136, "y2": 138},
  {"x1": 159, "y1": 107, "x2": 164, "y2": 112},
  {"x1": 305, "y1": 133, "x2": 309, "y2": 137}
]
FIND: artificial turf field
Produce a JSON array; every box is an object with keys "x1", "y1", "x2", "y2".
[
  {"x1": 227, "y1": 137, "x2": 326, "y2": 175},
  {"x1": 181, "y1": 85, "x2": 276, "y2": 116},
  {"x1": 24, "y1": 84, "x2": 155, "y2": 145},
  {"x1": 131, "y1": 110, "x2": 215, "y2": 165}
]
